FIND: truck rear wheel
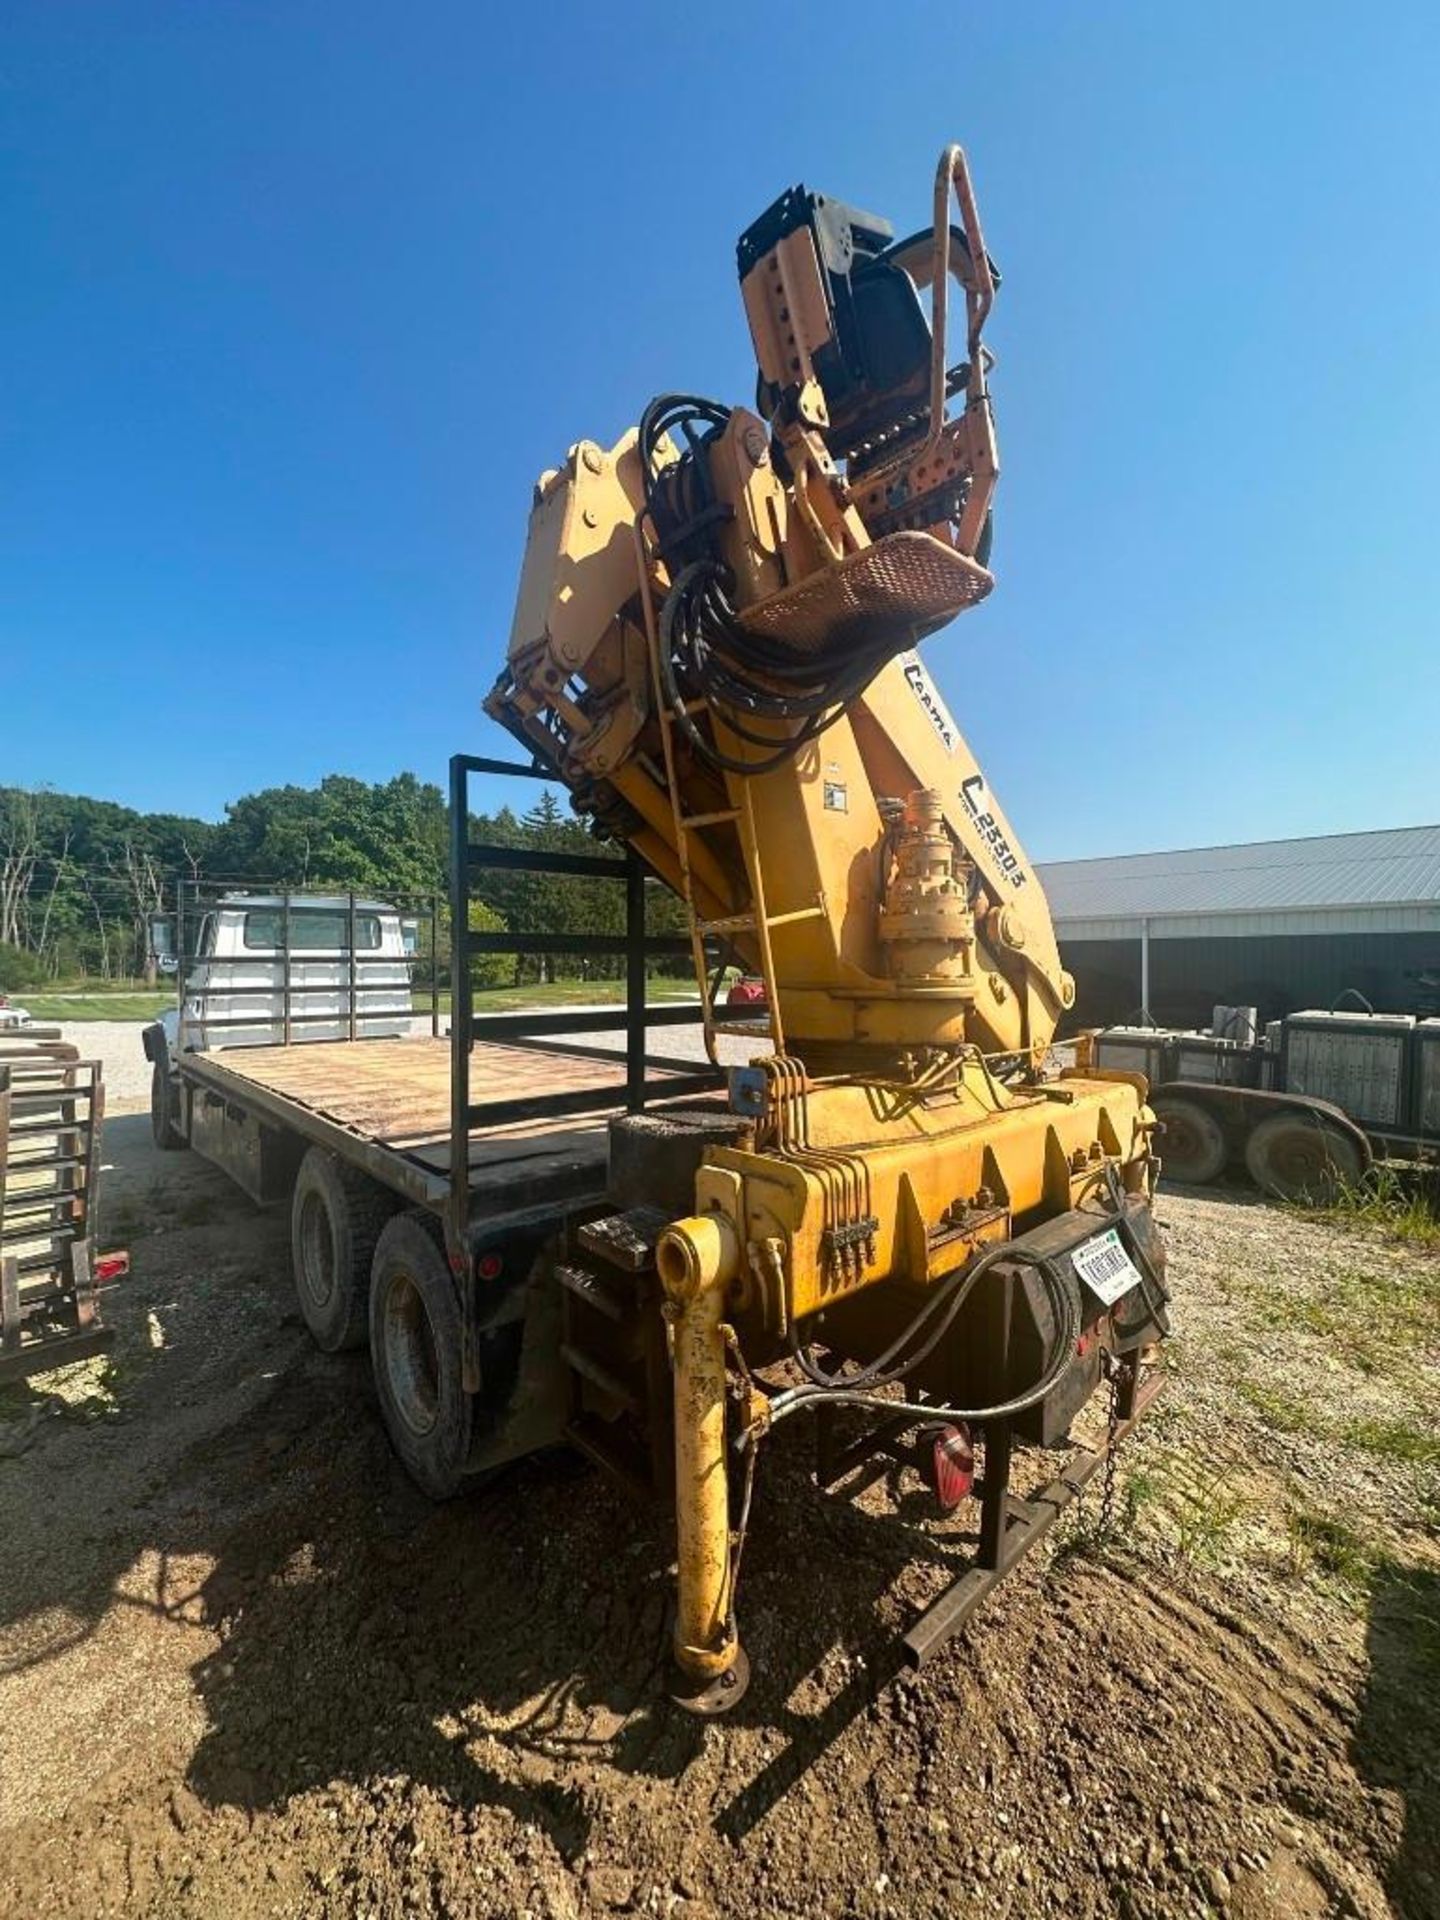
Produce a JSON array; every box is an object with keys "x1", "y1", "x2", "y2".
[
  {"x1": 291, "y1": 1148, "x2": 395, "y2": 1353},
  {"x1": 369, "y1": 1212, "x2": 472, "y2": 1499},
  {"x1": 151, "y1": 1059, "x2": 185, "y2": 1151},
  {"x1": 1244, "y1": 1112, "x2": 1364, "y2": 1204},
  {"x1": 1153, "y1": 1095, "x2": 1227, "y2": 1185}
]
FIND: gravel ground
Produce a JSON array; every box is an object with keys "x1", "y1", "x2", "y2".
[
  {"x1": 53, "y1": 1019, "x2": 157, "y2": 1110},
  {"x1": 0, "y1": 1080, "x2": 1436, "y2": 1917}
]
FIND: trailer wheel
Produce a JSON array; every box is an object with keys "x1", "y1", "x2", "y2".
[
  {"x1": 1244, "y1": 1112, "x2": 1364, "y2": 1204},
  {"x1": 1152, "y1": 1095, "x2": 1227, "y2": 1185},
  {"x1": 150, "y1": 1060, "x2": 185, "y2": 1151},
  {"x1": 291, "y1": 1148, "x2": 395, "y2": 1353},
  {"x1": 369, "y1": 1212, "x2": 471, "y2": 1499}
]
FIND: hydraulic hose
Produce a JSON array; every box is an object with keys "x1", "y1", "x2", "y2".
[
  {"x1": 791, "y1": 1244, "x2": 1073, "y2": 1394},
  {"x1": 640, "y1": 393, "x2": 914, "y2": 777},
  {"x1": 764, "y1": 1246, "x2": 1081, "y2": 1446}
]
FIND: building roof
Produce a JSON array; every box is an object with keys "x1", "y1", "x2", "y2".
[{"x1": 1038, "y1": 824, "x2": 1440, "y2": 924}]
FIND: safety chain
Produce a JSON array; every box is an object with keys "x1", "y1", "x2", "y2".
[{"x1": 1097, "y1": 1351, "x2": 1123, "y2": 1539}]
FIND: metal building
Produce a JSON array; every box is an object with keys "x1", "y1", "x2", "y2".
[{"x1": 1038, "y1": 824, "x2": 1440, "y2": 1030}]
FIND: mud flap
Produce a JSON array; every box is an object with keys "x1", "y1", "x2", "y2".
[{"x1": 461, "y1": 1206, "x2": 594, "y2": 1479}]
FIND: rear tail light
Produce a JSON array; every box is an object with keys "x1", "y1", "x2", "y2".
[
  {"x1": 927, "y1": 1422, "x2": 975, "y2": 1511},
  {"x1": 95, "y1": 1252, "x2": 130, "y2": 1285},
  {"x1": 476, "y1": 1251, "x2": 503, "y2": 1281}
]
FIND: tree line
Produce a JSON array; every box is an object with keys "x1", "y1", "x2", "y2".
[{"x1": 0, "y1": 775, "x2": 689, "y2": 990}]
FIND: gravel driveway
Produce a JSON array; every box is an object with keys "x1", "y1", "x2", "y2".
[{"x1": 53, "y1": 1020, "x2": 155, "y2": 1111}]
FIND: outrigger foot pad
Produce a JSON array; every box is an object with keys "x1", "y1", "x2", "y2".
[{"x1": 669, "y1": 1644, "x2": 751, "y2": 1716}]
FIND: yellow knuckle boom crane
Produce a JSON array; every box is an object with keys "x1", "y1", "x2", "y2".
[{"x1": 485, "y1": 145, "x2": 1169, "y2": 1709}]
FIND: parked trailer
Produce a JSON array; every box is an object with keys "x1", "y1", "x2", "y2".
[
  {"x1": 1085, "y1": 1007, "x2": 1440, "y2": 1201},
  {"x1": 141, "y1": 756, "x2": 751, "y2": 1495},
  {"x1": 0, "y1": 1035, "x2": 128, "y2": 1383}
]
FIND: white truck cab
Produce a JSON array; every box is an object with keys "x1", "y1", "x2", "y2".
[{"x1": 162, "y1": 892, "x2": 415, "y2": 1055}]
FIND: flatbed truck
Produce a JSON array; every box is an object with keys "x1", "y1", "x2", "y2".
[
  {"x1": 138, "y1": 142, "x2": 1177, "y2": 1704},
  {"x1": 142, "y1": 758, "x2": 740, "y2": 1496}
]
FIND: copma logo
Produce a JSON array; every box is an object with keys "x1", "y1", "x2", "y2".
[{"x1": 901, "y1": 655, "x2": 956, "y2": 753}]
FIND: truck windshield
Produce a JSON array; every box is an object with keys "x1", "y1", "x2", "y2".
[{"x1": 242, "y1": 909, "x2": 383, "y2": 952}]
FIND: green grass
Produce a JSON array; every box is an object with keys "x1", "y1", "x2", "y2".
[
  {"x1": 1303, "y1": 1164, "x2": 1440, "y2": 1251},
  {"x1": 1242, "y1": 1257, "x2": 1439, "y2": 1380},
  {"x1": 1347, "y1": 1418, "x2": 1440, "y2": 1466},
  {"x1": 1239, "y1": 1379, "x2": 1440, "y2": 1466},
  {"x1": 1284, "y1": 1506, "x2": 1378, "y2": 1588},
  {"x1": 466, "y1": 978, "x2": 700, "y2": 1013},
  {"x1": 23, "y1": 992, "x2": 173, "y2": 1021},
  {"x1": 1140, "y1": 1453, "x2": 1248, "y2": 1564},
  {"x1": 1066, "y1": 1447, "x2": 1248, "y2": 1566},
  {"x1": 1237, "y1": 1380, "x2": 1329, "y2": 1437}
]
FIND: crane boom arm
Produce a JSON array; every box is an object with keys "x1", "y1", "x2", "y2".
[{"x1": 485, "y1": 146, "x2": 1073, "y2": 1063}]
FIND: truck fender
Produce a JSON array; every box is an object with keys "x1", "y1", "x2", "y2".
[{"x1": 144, "y1": 1008, "x2": 182, "y2": 1060}]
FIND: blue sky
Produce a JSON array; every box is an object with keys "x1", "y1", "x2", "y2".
[{"x1": 4, "y1": 3, "x2": 1438, "y2": 858}]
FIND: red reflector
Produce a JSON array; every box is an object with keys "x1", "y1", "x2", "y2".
[
  {"x1": 95, "y1": 1252, "x2": 129, "y2": 1283},
  {"x1": 928, "y1": 1422, "x2": 975, "y2": 1512},
  {"x1": 476, "y1": 1251, "x2": 503, "y2": 1281}
]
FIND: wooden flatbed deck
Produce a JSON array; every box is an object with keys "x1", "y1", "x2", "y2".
[{"x1": 181, "y1": 1036, "x2": 706, "y2": 1215}]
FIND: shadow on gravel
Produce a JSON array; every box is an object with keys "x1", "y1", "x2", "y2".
[
  {"x1": 2, "y1": 1112, "x2": 984, "y2": 1851},
  {"x1": 178, "y1": 1382, "x2": 976, "y2": 1850},
  {"x1": 1354, "y1": 1560, "x2": 1440, "y2": 1919}
]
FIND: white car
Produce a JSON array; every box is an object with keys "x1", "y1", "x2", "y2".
[{"x1": 0, "y1": 994, "x2": 33, "y2": 1030}]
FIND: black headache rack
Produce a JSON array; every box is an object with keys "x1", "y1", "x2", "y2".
[{"x1": 445, "y1": 753, "x2": 750, "y2": 1258}]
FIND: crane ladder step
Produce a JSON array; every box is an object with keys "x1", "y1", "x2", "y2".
[{"x1": 697, "y1": 904, "x2": 826, "y2": 938}]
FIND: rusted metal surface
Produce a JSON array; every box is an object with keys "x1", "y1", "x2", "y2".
[
  {"x1": 901, "y1": 1367, "x2": 1165, "y2": 1667},
  {"x1": 577, "y1": 1205, "x2": 668, "y2": 1273},
  {"x1": 0, "y1": 1046, "x2": 121, "y2": 1383}
]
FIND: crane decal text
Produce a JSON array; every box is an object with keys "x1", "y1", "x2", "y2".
[
  {"x1": 960, "y1": 775, "x2": 1027, "y2": 889},
  {"x1": 901, "y1": 655, "x2": 957, "y2": 753}
]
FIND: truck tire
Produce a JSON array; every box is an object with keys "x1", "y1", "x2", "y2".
[
  {"x1": 291, "y1": 1148, "x2": 395, "y2": 1353},
  {"x1": 151, "y1": 1059, "x2": 186, "y2": 1151},
  {"x1": 1152, "y1": 1095, "x2": 1227, "y2": 1185},
  {"x1": 1244, "y1": 1112, "x2": 1364, "y2": 1205},
  {"x1": 369, "y1": 1211, "x2": 472, "y2": 1499}
]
